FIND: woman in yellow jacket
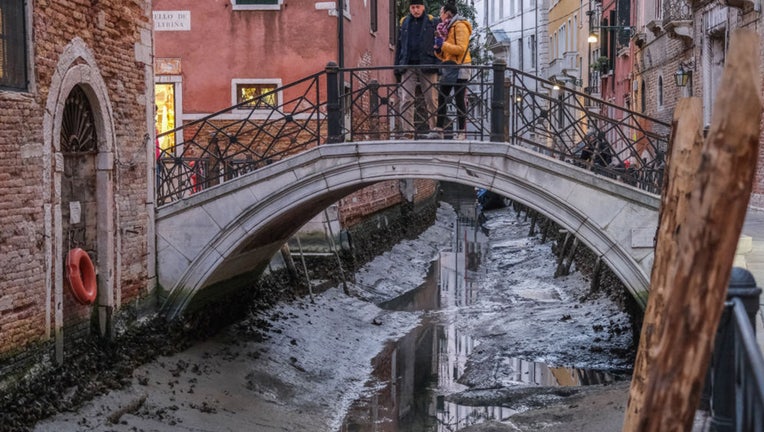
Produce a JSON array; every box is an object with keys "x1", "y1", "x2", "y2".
[{"x1": 433, "y1": 3, "x2": 472, "y2": 140}]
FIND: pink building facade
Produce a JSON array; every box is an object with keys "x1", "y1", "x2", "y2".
[{"x1": 152, "y1": 0, "x2": 399, "y2": 142}]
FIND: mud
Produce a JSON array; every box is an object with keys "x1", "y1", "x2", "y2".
[{"x1": 0, "y1": 200, "x2": 438, "y2": 432}]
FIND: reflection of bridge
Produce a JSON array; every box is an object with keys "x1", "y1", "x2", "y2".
[{"x1": 155, "y1": 62, "x2": 669, "y2": 319}]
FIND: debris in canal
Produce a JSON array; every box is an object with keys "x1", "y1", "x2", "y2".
[{"x1": 16, "y1": 188, "x2": 638, "y2": 432}]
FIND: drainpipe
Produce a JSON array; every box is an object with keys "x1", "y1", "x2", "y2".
[
  {"x1": 337, "y1": 0, "x2": 344, "y2": 68},
  {"x1": 520, "y1": 0, "x2": 524, "y2": 70}
]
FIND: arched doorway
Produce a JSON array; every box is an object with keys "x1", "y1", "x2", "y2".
[
  {"x1": 60, "y1": 85, "x2": 100, "y2": 340},
  {"x1": 43, "y1": 38, "x2": 118, "y2": 364}
]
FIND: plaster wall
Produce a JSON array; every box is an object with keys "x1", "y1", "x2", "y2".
[{"x1": 153, "y1": 0, "x2": 395, "y2": 114}]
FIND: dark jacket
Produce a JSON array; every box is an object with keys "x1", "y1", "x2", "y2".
[{"x1": 394, "y1": 14, "x2": 439, "y2": 75}]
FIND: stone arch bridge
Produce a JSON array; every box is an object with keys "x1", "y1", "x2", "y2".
[{"x1": 156, "y1": 140, "x2": 660, "y2": 319}]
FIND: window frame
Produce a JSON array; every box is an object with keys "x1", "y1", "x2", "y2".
[
  {"x1": 230, "y1": 0, "x2": 283, "y2": 11},
  {"x1": 370, "y1": 0, "x2": 378, "y2": 33},
  {"x1": 657, "y1": 75, "x2": 664, "y2": 109},
  {"x1": 154, "y1": 76, "x2": 184, "y2": 151},
  {"x1": 231, "y1": 79, "x2": 283, "y2": 111}
]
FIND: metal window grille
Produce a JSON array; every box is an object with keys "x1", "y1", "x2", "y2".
[
  {"x1": 61, "y1": 86, "x2": 98, "y2": 153},
  {"x1": 236, "y1": 83, "x2": 278, "y2": 108}
]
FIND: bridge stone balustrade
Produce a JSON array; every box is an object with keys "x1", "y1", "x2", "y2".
[{"x1": 156, "y1": 140, "x2": 660, "y2": 319}]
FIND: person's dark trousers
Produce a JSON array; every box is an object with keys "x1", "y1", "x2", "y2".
[{"x1": 436, "y1": 79, "x2": 468, "y2": 136}]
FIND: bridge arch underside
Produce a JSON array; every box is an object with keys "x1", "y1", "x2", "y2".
[{"x1": 156, "y1": 142, "x2": 659, "y2": 319}]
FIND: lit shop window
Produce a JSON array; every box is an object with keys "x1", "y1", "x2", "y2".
[
  {"x1": 236, "y1": 83, "x2": 278, "y2": 108},
  {"x1": 154, "y1": 83, "x2": 176, "y2": 153}
]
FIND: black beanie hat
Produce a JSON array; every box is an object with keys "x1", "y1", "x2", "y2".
[{"x1": 409, "y1": 0, "x2": 424, "y2": 5}]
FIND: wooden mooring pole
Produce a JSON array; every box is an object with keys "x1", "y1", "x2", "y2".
[{"x1": 623, "y1": 29, "x2": 761, "y2": 431}]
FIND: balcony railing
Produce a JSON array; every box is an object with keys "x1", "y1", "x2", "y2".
[{"x1": 663, "y1": 0, "x2": 692, "y2": 38}]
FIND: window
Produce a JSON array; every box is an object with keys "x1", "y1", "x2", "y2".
[
  {"x1": 388, "y1": 0, "x2": 397, "y2": 46},
  {"x1": 155, "y1": 83, "x2": 177, "y2": 153},
  {"x1": 237, "y1": 84, "x2": 277, "y2": 108},
  {"x1": 0, "y1": 0, "x2": 28, "y2": 91},
  {"x1": 370, "y1": 0, "x2": 377, "y2": 33},
  {"x1": 231, "y1": 79, "x2": 281, "y2": 109},
  {"x1": 231, "y1": 0, "x2": 281, "y2": 11},
  {"x1": 657, "y1": 75, "x2": 664, "y2": 108}
]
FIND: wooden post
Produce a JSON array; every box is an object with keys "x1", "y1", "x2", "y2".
[
  {"x1": 590, "y1": 257, "x2": 602, "y2": 293},
  {"x1": 623, "y1": 29, "x2": 761, "y2": 431},
  {"x1": 279, "y1": 243, "x2": 299, "y2": 286},
  {"x1": 624, "y1": 96, "x2": 705, "y2": 428}
]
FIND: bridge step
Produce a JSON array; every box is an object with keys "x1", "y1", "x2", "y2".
[{"x1": 737, "y1": 234, "x2": 753, "y2": 255}]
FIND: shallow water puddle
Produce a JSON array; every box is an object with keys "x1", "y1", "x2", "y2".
[{"x1": 340, "y1": 189, "x2": 621, "y2": 431}]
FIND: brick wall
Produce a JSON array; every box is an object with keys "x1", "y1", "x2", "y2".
[
  {"x1": 338, "y1": 179, "x2": 438, "y2": 227},
  {"x1": 0, "y1": 0, "x2": 152, "y2": 363}
]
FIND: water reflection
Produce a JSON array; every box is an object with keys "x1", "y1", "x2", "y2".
[{"x1": 340, "y1": 186, "x2": 616, "y2": 431}]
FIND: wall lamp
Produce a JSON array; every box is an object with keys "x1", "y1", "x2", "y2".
[
  {"x1": 587, "y1": 26, "x2": 635, "y2": 44},
  {"x1": 675, "y1": 62, "x2": 694, "y2": 87}
]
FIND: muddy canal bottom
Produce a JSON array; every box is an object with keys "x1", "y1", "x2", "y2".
[{"x1": 340, "y1": 192, "x2": 626, "y2": 431}]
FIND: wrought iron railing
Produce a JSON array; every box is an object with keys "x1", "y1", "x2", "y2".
[
  {"x1": 156, "y1": 61, "x2": 671, "y2": 205},
  {"x1": 156, "y1": 71, "x2": 328, "y2": 205},
  {"x1": 507, "y1": 68, "x2": 670, "y2": 192},
  {"x1": 663, "y1": 0, "x2": 692, "y2": 23}
]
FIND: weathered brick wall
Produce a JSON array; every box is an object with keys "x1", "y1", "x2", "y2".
[
  {"x1": 752, "y1": 16, "x2": 764, "y2": 209},
  {"x1": 0, "y1": 90, "x2": 48, "y2": 361},
  {"x1": 338, "y1": 179, "x2": 438, "y2": 227},
  {"x1": 733, "y1": 9, "x2": 764, "y2": 209},
  {"x1": 637, "y1": 11, "x2": 764, "y2": 209},
  {"x1": 0, "y1": 0, "x2": 152, "y2": 363}
]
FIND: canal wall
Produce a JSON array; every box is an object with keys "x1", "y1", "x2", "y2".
[{"x1": 509, "y1": 202, "x2": 643, "y2": 349}]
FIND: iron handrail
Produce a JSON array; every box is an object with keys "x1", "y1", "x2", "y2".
[
  {"x1": 154, "y1": 62, "x2": 671, "y2": 205},
  {"x1": 706, "y1": 268, "x2": 764, "y2": 431},
  {"x1": 730, "y1": 297, "x2": 764, "y2": 430}
]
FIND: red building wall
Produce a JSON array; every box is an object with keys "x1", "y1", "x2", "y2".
[
  {"x1": 153, "y1": 0, "x2": 438, "y2": 225},
  {"x1": 153, "y1": 0, "x2": 397, "y2": 116}
]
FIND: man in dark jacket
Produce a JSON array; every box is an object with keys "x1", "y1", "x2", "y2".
[{"x1": 394, "y1": 0, "x2": 439, "y2": 137}]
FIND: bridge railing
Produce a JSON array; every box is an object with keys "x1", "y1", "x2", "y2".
[
  {"x1": 505, "y1": 68, "x2": 671, "y2": 193},
  {"x1": 156, "y1": 61, "x2": 671, "y2": 205},
  {"x1": 704, "y1": 267, "x2": 764, "y2": 430},
  {"x1": 156, "y1": 71, "x2": 328, "y2": 205}
]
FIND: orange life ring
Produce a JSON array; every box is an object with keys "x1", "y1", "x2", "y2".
[{"x1": 66, "y1": 248, "x2": 97, "y2": 305}]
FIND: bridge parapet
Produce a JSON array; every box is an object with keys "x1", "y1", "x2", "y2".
[{"x1": 155, "y1": 64, "x2": 670, "y2": 206}]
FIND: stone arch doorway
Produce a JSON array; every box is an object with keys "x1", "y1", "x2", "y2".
[
  {"x1": 43, "y1": 38, "x2": 117, "y2": 363},
  {"x1": 60, "y1": 85, "x2": 100, "y2": 340}
]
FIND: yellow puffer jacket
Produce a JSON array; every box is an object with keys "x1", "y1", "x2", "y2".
[{"x1": 436, "y1": 17, "x2": 472, "y2": 64}]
